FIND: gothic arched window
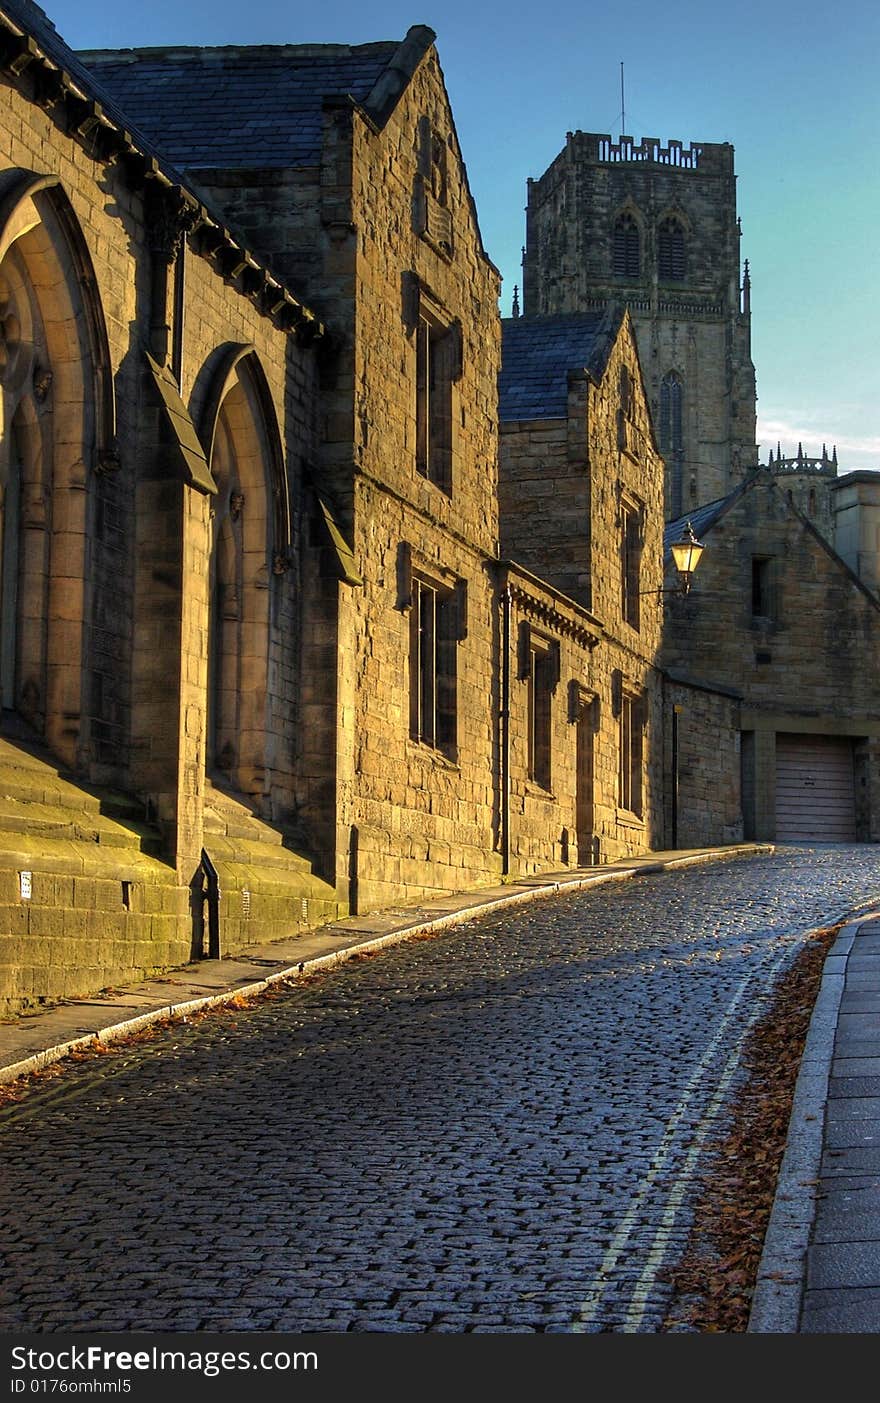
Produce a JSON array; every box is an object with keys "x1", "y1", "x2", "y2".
[
  {"x1": 658, "y1": 219, "x2": 686, "y2": 280},
  {"x1": 0, "y1": 177, "x2": 112, "y2": 768},
  {"x1": 660, "y1": 372, "x2": 684, "y2": 517},
  {"x1": 613, "y1": 213, "x2": 640, "y2": 278},
  {"x1": 202, "y1": 350, "x2": 289, "y2": 800}
]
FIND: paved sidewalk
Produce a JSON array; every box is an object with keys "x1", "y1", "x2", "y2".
[{"x1": 749, "y1": 909, "x2": 880, "y2": 1333}]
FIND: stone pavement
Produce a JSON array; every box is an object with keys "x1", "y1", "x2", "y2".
[
  {"x1": 748, "y1": 907, "x2": 880, "y2": 1333},
  {"x1": 2, "y1": 840, "x2": 880, "y2": 1333}
]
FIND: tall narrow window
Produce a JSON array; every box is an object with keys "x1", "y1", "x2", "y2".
[
  {"x1": 659, "y1": 372, "x2": 684, "y2": 518},
  {"x1": 658, "y1": 219, "x2": 686, "y2": 280},
  {"x1": 410, "y1": 575, "x2": 458, "y2": 756},
  {"x1": 416, "y1": 313, "x2": 453, "y2": 494},
  {"x1": 527, "y1": 642, "x2": 555, "y2": 790},
  {"x1": 613, "y1": 213, "x2": 640, "y2": 278},
  {"x1": 621, "y1": 500, "x2": 643, "y2": 630},
  {"x1": 619, "y1": 691, "x2": 644, "y2": 817},
  {"x1": 751, "y1": 557, "x2": 775, "y2": 619},
  {"x1": 617, "y1": 363, "x2": 634, "y2": 450}
]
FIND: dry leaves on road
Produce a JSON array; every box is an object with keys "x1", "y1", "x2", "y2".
[{"x1": 661, "y1": 923, "x2": 839, "y2": 1332}]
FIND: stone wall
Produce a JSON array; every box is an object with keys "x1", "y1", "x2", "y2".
[
  {"x1": 0, "y1": 35, "x2": 344, "y2": 1012},
  {"x1": 311, "y1": 50, "x2": 504, "y2": 907},
  {"x1": 662, "y1": 473, "x2": 880, "y2": 841},
  {"x1": 663, "y1": 679, "x2": 743, "y2": 848},
  {"x1": 833, "y1": 472, "x2": 880, "y2": 601},
  {"x1": 662, "y1": 475, "x2": 880, "y2": 717},
  {"x1": 499, "y1": 313, "x2": 667, "y2": 864}
]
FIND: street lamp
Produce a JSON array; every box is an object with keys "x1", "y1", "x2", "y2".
[
  {"x1": 642, "y1": 520, "x2": 706, "y2": 599},
  {"x1": 668, "y1": 521, "x2": 705, "y2": 595}
]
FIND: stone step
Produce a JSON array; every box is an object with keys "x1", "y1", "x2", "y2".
[
  {"x1": 202, "y1": 809, "x2": 287, "y2": 845},
  {"x1": 203, "y1": 833, "x2": 317, "y2": 874},
  {"x1": 202, "y1": 782, "x2": 289, "y2": 846},
  {"x1": 202, "y1": 780, "x2": 314, "y2": 850},
  {"x1": 0, "y1": 766, "x2": 105, "y2": 815},
  {"x1": 210, "y1": 857, "x2": 339, "y2": 903},
  {"x1": 0, "y1": 798, "x2": 160, "y2": 852},
  {"x1": 0, "y1": 736, "x2": 161, "y2": 858},
  {"x1": 0, "y1": 829, "x2": 175, "y2": 882}
]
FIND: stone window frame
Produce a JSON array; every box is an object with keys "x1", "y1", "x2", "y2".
[
  {"x1": 195, "y1": 347, "x2": 292, "y2": 794},
  {"x1": 0, "y1": 175, "x2": 117, "y2": 769},
  {"x1": 612, "y1": 211, "x2": 641, "y2": 278},
  {"x1": 404, "y1": 550, "x2": 467, "y2": 762},
  {"x1": 405, "y1": 278, "x2": 462, "y2": 496},
  {"x1": 658, "y1": 217, "x2": 687, "y2": 281},
  {"x1": 517, "y1": 621, "x2": 560, "y2": 792},
  {"x1": 751, "y1": 554, "x2": 777, "y2": 622},
  {"x1": 615, "y1": 677, "x2": 646, "y2": 820},
  {"x1": 619, "y1": 490, "x2": 645, "y2": 632}
]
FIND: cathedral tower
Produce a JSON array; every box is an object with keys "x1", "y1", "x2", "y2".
[{"x1": 522, "y1": 133, "x2": 757, "y2": 517}]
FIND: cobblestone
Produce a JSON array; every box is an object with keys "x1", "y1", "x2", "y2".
[{"x1": 1, "y1": 845, "x2": 880, "y2": 1333}]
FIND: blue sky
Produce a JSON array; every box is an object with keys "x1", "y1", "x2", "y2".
[{"x1": 39, "y1": 0, "x2": 880, "y2": 471}]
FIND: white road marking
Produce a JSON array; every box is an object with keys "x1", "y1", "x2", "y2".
[{"x1": 572, "y1": 940, "x2": 794, "y2": 1332}]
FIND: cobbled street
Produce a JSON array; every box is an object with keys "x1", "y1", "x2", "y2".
[{"x1": 2, "y1": 845, "x2": 880, "y2": 1334}]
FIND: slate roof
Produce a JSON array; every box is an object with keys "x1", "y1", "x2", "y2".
[
  {"x1": 78, "y1": 43, "x2": 403, "y2": 169},
  {"x1": 0, "y1": 1, "x2": 170, "y2": 152},
  {"x1": 664, "y1": 496, "x2": 733, "y2": 553},
  {"x1": 0, "y1": 0, "x2": 325, "y2": 332},
  {"x1": 498, "y1": 312, "x2": 617, "y2": 422}
]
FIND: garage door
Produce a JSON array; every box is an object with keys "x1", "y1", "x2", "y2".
[{"x1": 775, "y1": 734, "x2": 856, "y2": 841}]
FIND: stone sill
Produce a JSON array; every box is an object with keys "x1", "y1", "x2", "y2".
[
  {"x1": 524, "y1": 781, "x2": 558, "y2": 802},
  {"x1": 406, "y1": 740, "x2": 460, "y2": 773}
]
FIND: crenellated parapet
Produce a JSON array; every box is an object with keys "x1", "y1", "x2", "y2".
[
  {"x1": 766, "y1": 443, "x2": 838, "y2": 476},
  {"x1": 595, "y1": 135, "x2": 703, "y2": 168},
  {"x1": 555, "y1": 131, "x2": 734, "y2": 175}
]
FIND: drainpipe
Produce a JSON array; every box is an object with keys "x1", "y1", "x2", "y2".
[
  {"x1": 171, "y1": 236, "x2": 186, "y2": 387},
  {"x1": 500, "y1": 580, "x2": 512, "y2": 876},
  {"x1": 671, "y1": 704, "x2": 679, "y2": 850}
]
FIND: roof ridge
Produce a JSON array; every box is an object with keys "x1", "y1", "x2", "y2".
[{"x1": 80, "y1": 40, "x2": 403, "y2": 61}]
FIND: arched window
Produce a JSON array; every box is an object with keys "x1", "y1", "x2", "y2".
[
  {"x1": 201, "y1": 349, "x2": 289, "y2": 803},
  {"x1": 0, "y1": 176, "x2": 112, "y2": 768},
  {"x1": 660, "y1": 372, "x2": 684, "y2": 517},
  {"x1": 613, "y1": 213, "x2": 640, "y2": 278},
  {"x1": 658, "y1": 219, "x2": 686, "y2": 280}
]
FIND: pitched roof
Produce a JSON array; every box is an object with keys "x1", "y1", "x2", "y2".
[
  {"x1": 0, "y1": 0, "x2": 325, "y2": 337},
  {"x1": 664, "y1": 473, "x2": 880, "y2": 611},
  {"x1": 0, "y1": 1, "x2": 161, "y2": 143},
  {"x1": 664, "y1": 495, "x2": 734, "y2": 553},
  {"x1": 78, "y1": 37, "x2": 424, "y2": 169},
  {"x1": 498, "y1": 311, "x2": 619, "y2": 422}
]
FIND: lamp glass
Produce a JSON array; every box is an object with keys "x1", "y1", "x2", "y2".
[{"x1": 670, "y1": 528, "x2": 704, "y2": 578}]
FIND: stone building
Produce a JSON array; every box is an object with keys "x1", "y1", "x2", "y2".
[
  {"x1": 0, "y1": 2, "x2": 676, "y2": 1015},
  {"x1": 522, "y1": 132, "x2": 757, "y2": 519},
  {"x1": 0, "y1": 0, "x2": 354, "y2": 1013},
  {"x1": 498, "y1": 308, "x2": 666, "y2": 864},
  {"x1": 79, "y1": 27, "x2": 508, "y2": 914},
  {"x1": 521, "y1": 126, "x2": 880, "y2": 849},
  {"x1": 765, "y1": 447, "x2": 880, "y2": 610},
  {"x1": 4, "y1": 0, "x2": 875, "y2": 1018},
  {"x1": 662, "y1": 473, "x2": 880, "y2": 844},
  {"x1": 832, "y1": 469, "x2": 880, "y2": 599}
]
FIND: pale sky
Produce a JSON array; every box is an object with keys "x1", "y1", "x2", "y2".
[{"x1": 31, "y1": 0, "x2": 880, "y2": 472}]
